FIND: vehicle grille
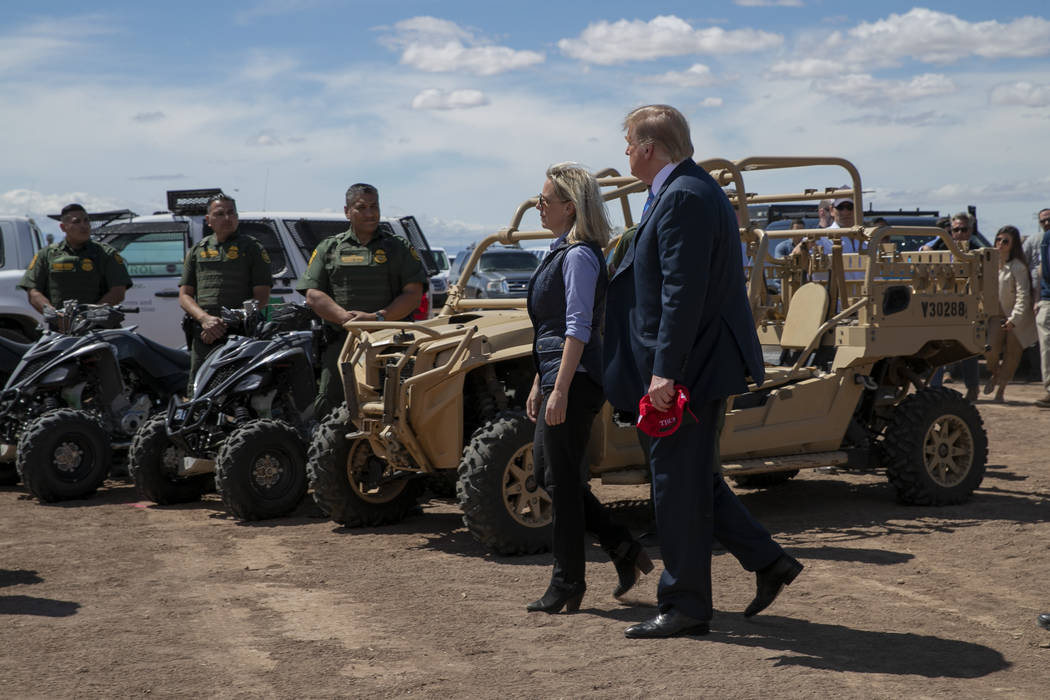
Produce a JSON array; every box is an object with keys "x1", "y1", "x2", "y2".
[
  {"x1": 203, "y1": 362, "x2": 245, "y2": 394},
  {"x1": 505, "y1": 280, "x2": 529, "y2": 294}
]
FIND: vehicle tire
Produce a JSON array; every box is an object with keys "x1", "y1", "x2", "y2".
[
  {"x1": 883, "y1": 387, "x2": 987, "y2": 505},
  {"x1": 730, "y1": 470, "x2": 800, "y2": 489},
  {"x1": 307, "y1": 404, "x2": 423, "y2": 527},
  {"x1": 457, "y1": 410, "x2": 551, "y2": 555},
  {"x1": 215, "y1": 419, "x2": 307, "y2": 521},
  {"x1": 0, "y1": 464, "x2": 19, "y2": 485},
  {"x1": 128, "y1": 414, "x2": 209, "y2": 504},
  {"x1": 16, "y1": 409, "x2": 111, "y2": 502}
]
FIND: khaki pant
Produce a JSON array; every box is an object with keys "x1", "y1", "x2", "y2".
[
  {"x1": 1037, "y1": 301, "x2": 1050, "y2": 394},
  {"x1": 984, "y1": 318, "x2": 1024, "y2": 396}
]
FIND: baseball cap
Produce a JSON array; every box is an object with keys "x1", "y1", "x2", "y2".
[
  {"x1": 637, "y1": 384, "x2": 696, "y2": 438},
  {"x1": 832, "y1": 185, "x2": 852, "y2": 209}
]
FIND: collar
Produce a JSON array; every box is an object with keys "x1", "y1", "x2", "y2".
[
  {"x1": 206, "y1": 230, "x2": 240, "y2": 246},
  {"x1": 346, "y1": 226, "x2": 387, "y2": 247},
  {"x1": 650, "y1": 160, "x2": 685, "y2": 197},
  {"x1": 549, "y1": 232, "x2": 569, "y2": 250},
  {"x1": 60, "y1": 238, "x2": 92, "y2": 254}
]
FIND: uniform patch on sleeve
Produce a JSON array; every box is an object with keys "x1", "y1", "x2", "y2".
[
  {"x1": 261, "y1": 249, "x2": 271, "y2": 264},
  {"x1": 29, "y1": 253, "x2": 37, "y2": 268},
  {"x1": 114, "y1": 253, "x2": 125, "y2": 264},
  {"x1": 409, "y1": 246, "x2": 420, "y2": 260}
]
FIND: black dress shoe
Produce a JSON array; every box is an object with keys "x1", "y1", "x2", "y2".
[
  {"x1": 526, "y1": 584, "x2": 585, "y2": 614},
  {"x1": 1039, "y1": 613, "x2": 1050, "y2": 630},
  {"x1": 624, "y1": 610, "x2": 710, "y2": 639},
  {"x1": 744, "y1": 553, "x2": 803, "y2": 618},
  {"x1": 611, "y1": 539, "x2": 655, "y2": 599}
]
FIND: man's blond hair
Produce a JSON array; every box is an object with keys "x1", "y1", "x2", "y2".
[{"x1": 623, "y1": 105, "x2": 694, "y2": 162}]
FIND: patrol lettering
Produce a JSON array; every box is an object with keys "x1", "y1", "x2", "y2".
[{"x1": 920, "y1": 300, "x2": 967, "y2": 318}]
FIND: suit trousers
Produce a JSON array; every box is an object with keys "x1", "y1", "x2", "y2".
[
  {"x1": 533, "y1": 372, "x2": 632, "y2": 589},
  {"x1": 649, "y1": 397, "x2": 782, "y2": 620}
]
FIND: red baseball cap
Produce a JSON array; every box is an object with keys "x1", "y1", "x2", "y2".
[{"x1": 637, "y1": 384, "x2": 696, "y2": 438}]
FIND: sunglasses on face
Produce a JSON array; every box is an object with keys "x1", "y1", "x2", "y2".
[{"x1": 994, "y1": 238, "x2": 1009, "y2": 245}]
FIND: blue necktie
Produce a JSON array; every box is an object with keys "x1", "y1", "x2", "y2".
[{"x1": 642, "y1": 190, "x2": 655, "y2": 217}]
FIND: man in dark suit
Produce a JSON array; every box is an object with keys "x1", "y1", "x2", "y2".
[{"x1": 605, "y1": 105, "x2": 802, "y2": 639}]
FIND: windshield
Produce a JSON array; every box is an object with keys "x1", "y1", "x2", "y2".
[
  {"x1": 478, "y1": 251, "x2": 539, "y2": 273},
  {"x1": 96, "y1": 222, "x2": 188, "y2": 276}
]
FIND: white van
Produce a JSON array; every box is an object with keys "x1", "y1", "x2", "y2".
[{"x1": 93, "y1": 189, "x2": 439, "y2": 347}]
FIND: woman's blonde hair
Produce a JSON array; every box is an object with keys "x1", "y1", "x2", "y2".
[{"x1": 545, "y1": 162, "x2": 611, "y2": 248}]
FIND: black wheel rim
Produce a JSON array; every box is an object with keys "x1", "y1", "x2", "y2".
[
  {"x1": 248, "y1": 447, "x2": 296, "y2": 498},
  {"x1": 50, "y1": 431, "x2": 98, "y2": 483}
]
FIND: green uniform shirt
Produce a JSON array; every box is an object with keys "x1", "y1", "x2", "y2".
[
  {"x1": 18, "y1": 239, "x2": 134, "y2": 306},
  {"x1": 180, "y1": 231, "x2": 272, "y2": 310},
  {"x1": 296, "y1": 227, "x2": 426, "y2": 327}
]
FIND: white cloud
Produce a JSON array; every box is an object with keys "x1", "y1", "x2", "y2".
[
  {"x1": 700, "y1": 97, "x2": 723, "y2": 108},
  {"x1": 235, "y1": 0, "x2": 321, "y2": 24},
  {"x1": 239, "y1": 52, "x2": 299, "y2": 81},
  {"x1": 651, "y1": 63, "x2": 717, "y2": 87},
  {"x1": 558, "y1": 15, "x2": 782, "y2": 65},
  {"x1": 834, "y1": 8, "x2": 1050, "y2": 67},
  {"x1": 381, "y1": 16, "x2": 544, "y2": 76},
  {"x1": 0, "y1": 189, "x2": 124, "y2": 221},
  {"x1": 247, "y1": 131, "x2": 282, "y2": 147},
  {"x1": 990, "y1": 81, "x2": 1050, "y2": 108},
  {"x1": 768, "y1": 58, "x2": 840, "y2": 79},
  {"x1": 823, "y1": 73, "x2": 956, "y2": 106},
  {"x1": 734, "y1": 0, "x2": 803, "y2": 6},
  {"x1": 411, "y1": 89, "x2": 488, "y2": 110},
  {"x1": 0, "y1": 15, "x2": 113, "y2": 74}
]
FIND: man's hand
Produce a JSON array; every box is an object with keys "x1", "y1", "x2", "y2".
[
  {"x1": 648, "y1": 375, "x2": 675, "y2": 412},
  {"x1": 199, "y1": 314, "x2": 227, "y2": 344},
  {"x1": 1003, "y1": 319, "x2": 1015, "y2": 331},
  {"x1": 345, "y1": 309, "x2": 379, "y2": 322}
]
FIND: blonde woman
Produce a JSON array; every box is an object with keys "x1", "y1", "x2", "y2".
[
  {"x1": 985, "y1": 225, "x2": 1037, "y2": 402},
  {"x1": 524, "y1": 162, "x2": 651, "y2": 614}
]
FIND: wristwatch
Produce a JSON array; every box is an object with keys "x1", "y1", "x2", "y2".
[{"x1": 375, "y1": 310, "x2": 385, "y2": 322}]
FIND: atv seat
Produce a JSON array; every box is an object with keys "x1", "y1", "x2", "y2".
[
  {"x1": 140, "y1": 335, "x2": 192, "y2": 371},
  {"x1": 781, "y1": 282, "x2": 829, "y2": 350}
]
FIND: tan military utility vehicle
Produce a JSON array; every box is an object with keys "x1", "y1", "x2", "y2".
[{"x1": 305, "y1": 156, "x2": 996, "y2": 555}]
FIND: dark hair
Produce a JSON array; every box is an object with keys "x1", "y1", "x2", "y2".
[
  {"x1": 206, "y1": 193, "x2": 236, "y2": 211},
  {"x1": 872, "y1": 217, "x2": 889, "y2": 226},
  {"x1": 996, "y1": 225, "x2": 1023, "y2": 263},
  {"x1": 345, "y1": 183, "x2": 378, "y2": 207},
  {"x1": 60, "y1": 203, "x2": 87, "y2": 218},
  {"x1": 935, "y1": 216, "x2": 951, "y2": 231}
]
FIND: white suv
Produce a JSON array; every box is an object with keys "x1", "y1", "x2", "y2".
[{"x1": 93, "y1": 189, "x2": 439, "y2": 347}]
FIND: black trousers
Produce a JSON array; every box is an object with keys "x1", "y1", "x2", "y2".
[
  {"x1": 533, "y1": 372, "x2": 632, "y2": 589},
  {"x1": 649, "y1": 397, "x2": 783, "y2": 620}
]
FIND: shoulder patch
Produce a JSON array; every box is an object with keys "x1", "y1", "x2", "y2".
[
  {"x1": 261, "y1": 249, "x2": 271, "y2": 264},
  {"x1": 114, "y1": 253, "x2": 125, "y2": 264},
  {"x1": 309, "y1": 249, "x2": 317, "y2": 265},
  {"x1": 29, "y1": 253, "x2": 37, "y2": 269},
  {"x1": 409, "y1": 246, "x2": 420, "y2": 261}
]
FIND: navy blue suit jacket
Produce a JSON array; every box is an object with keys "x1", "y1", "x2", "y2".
[{"x1": 603, "y1": 159, "x2": 765, "y2": 412}]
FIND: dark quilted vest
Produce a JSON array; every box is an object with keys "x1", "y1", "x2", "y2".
[{"x1": 526, "y1": 241, "x2": 607, "y2": 391}]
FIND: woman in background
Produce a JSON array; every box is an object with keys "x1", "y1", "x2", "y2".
[{"x1": 985, "y1": 225, "x2": 1037, "y2": 402}]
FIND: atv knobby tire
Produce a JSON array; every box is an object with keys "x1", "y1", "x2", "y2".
[
  {"x1": 730, "y1": 470, "x2": 800, "y2": 489},
  {"x1": 16, "y1": 408, "x2": 111, "y2": 502},
  {"x1": 883, "y1": 387, "x2": 987, "y2": 505},
  {"x1": 128, "y1": 414, "x2": 209, "y2": 504},
  {"x1": 216, "y1": 419, "x2": 307, "y2": 520},
  {"x1": 457, "y1": 410, "x2": 551, "y2": 555},
  {"x1": 307, "y1": 404, "x2": 423, "y2": 527}
]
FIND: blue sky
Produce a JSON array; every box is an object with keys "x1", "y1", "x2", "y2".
[{"x1": 2, "y1": 1, "x2": 1049, "y2": 251}]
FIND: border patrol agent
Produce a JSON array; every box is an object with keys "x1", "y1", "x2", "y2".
[
  {"x1": 297, "y1": 183, "x2": 425, "y2": 418},
  {"x1": 178, "y1": 194, "x2": 272, "y2": 393},
  {"x1": 19, "y1": 202, "x2": 133, "y2": 317}
]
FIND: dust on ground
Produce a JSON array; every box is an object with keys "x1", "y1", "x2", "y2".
[{"x1": 2, "y1": 383, "x2": 1049, "y2": 699}]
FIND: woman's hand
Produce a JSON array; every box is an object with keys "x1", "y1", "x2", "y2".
[
  {"x1": 526, "y1": 378, "x2": 542, "y2": 423},
  {"x1": 1002, "y1": 319, "x2": 1015, "y2": 332},
  {"x1": 544, "y1": 388, "x2": 568, "y2": 426}
]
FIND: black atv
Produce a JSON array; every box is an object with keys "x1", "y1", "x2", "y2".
[
  {"x1": 128, "y1": 302, "x2": 322, "y2": 520},
  {"x1": 0, "y1": 301, "x2": 189, "y2": 502}
]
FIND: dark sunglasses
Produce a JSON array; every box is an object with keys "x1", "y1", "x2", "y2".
[{"x1": 994, "y1": 237, "x2": 1010, "y2": 245}]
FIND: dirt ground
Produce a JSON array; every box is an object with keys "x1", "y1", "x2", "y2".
[{"x1": 2, "y1": 382, "x2": 1049, "y2": 699}]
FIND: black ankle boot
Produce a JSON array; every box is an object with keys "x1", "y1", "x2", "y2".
[
  {"x1": 526, "y1": 583, "x2": 585, "y2": 614},
  {"x1": 611, "y1": 540, "x2": 654, "y2": 599}
]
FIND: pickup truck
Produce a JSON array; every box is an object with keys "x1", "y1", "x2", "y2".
[
  {"x1": 91, "y1": 189, "x2": 440, "y2": 348},
  {"x1": 0, "y1": 215, "x2": 45, "y2": 341}
]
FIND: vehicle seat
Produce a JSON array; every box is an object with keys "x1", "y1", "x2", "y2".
[
  {"x1": 139, "y1": 335, "x2": 192, "y2": 371},
  {"x1": 780, "y1": 282, "x2": 829, "y2": 351}
]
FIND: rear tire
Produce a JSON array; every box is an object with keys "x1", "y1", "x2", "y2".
[
  {"x1": 215, "y1": 419, "x2": 307, "y2": 521},
  {"x1": 128, "y1": 414, "x2": 209, "y2": 504},
  {"x1": 16, "y1": 409, "x2": 111, "y2": 502},
  {"x1": 307, "y1": 404, "x2": 423, "y2": 527},
  {"x1": 884, "y1": 387, "x2": 987, "y2": 505}
]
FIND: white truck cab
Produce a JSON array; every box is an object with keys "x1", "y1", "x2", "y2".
[
  {"x1": 92, "y1": 189, "x2": 439, "y2": 348},
  {"x1": 0, "y1": 215, "x2": 45, "y2": 341}
]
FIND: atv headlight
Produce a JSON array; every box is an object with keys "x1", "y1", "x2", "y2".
[
  {"x1": 39, "y1": 366, "x2": 72, "y2": 387},
  {"x1": 233, "y1": 372, "x2": 266, "y2": 393}
]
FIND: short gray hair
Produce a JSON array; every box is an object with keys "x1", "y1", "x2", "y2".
[
  {"x1": 546, "y1": 162, "x2": 611, "y2": 249},
  {"x1": 345, "y1": 183, "x2": 378, "y2": 207},
  {"x1": 623, "y1": 104, "x2": 694, "y2": 162}
]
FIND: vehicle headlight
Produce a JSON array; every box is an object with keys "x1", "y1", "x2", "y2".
[
  {"x1": 39, "y1": 366, "x2": 72, "y2": 387},
  {"x1": 431, "y1": 278, "x2": 447, "y2": 293},
  {"x1": 233, "y1": 372, "x2": 266, "y2": 393},
  {"x1": 485, "y1": 279, "x2": 508, "y2": 294}
]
